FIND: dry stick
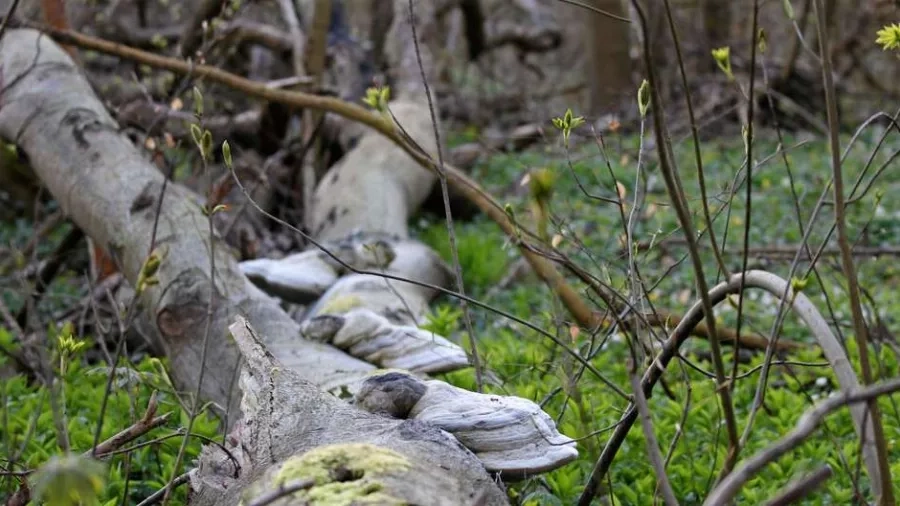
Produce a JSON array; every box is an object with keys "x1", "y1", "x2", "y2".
[
  {"x1": 705, "y1": 377, "x2": 900, "y2": 505},
  {"x1": 813, "y1": 0, "x2": 895, "y2": 503},
  {"x1": 765, "y1": 465, "x2": 833, "y2": 506},
  {"x1": 278, "y1": 0, "x2": 325, "y2": 223},
  {"x1": 0, "y1": 0, "x2": 22, "y2": 41},
  {"x1": 407, "y1": 0, "x2": 484, "y2": 392},
  {"x1": 275, "y1": 0, "x2": 306, "y2": 78},
  {"x1": 629, "y1": 369, "x2": 679, "y2": 506},
  {"x1": 722, "y1": 0, "x2": 761, "y2": 480},
  {"x1": 303, "y1": 0, "x2": 330, "y2": 223},
  {"x1": 29, "y1": 25, "x2": 802, "y2": 351},
  {"x1": 90, "y1": 394, "x2": 170, "y2": 458},
  {"x1": 577, "y1": 270, "x2": 881, "y2": 506},
  {"x1": 135, "y1": 472, "x2": 192, "y2": 506},
  {"x1": 660, "y1": 0, "x2": 728, "y2": 279},
  {"x1": 555, "y1": 0, "x2": 631, "y2": 23},
  {"x1": 160, "y1": 110, "x2": 217, "y2": 506},
  {"x1": 245, "y1": 478, "x2": 316, "y2": 506},
  {"x1": 630, "y1": 0, "x2": 740, "y2": 483}
]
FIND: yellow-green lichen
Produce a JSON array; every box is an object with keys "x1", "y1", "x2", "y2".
[
  {"x1": 318, "y1": 294, "x2": 364, "y2": 315},
  {"x1": 265, "y1": 443, "x2": 411, "y2": 506},
  {"x1": 363, "y1": 368, "x2": 416, "y2": 379}
]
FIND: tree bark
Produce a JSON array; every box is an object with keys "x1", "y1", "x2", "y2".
[
  {"x1": 581, "y1": 0, "x2": 632, "y2": 115},
  {"x1": 0, "y1": 27, "x2": 508, "y2": 505},
  {"x1": 702, "y1": 0, "x2": 731, "y2": 70}
]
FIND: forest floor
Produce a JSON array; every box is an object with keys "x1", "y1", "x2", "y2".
[
  {"x1": 414, "y1": 123, "x2": 900, "y2": 504},
  {"x1": 3, "y1": 122, "x2": 900, "y2": 504}
]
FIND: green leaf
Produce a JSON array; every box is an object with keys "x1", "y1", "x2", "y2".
[
  {"x1": 222, "y1": 140, "x2": 232, "y2": 169},
  {"x1": 201, "y1": 130, "x2": 213, "y2": 161},
  {"x1": 190, "y1": 124, "x2": 203, "y2": 148},
  {"x1": 192, "y1": 86, "x2": 204, "y2": 117},
  {"x1": 31, "y1": 455, "x2": 106, "y2": 506},
  {"x1": 637, "y1": 79, "x2": 651, "y2": 117},
  {"x1": 782, "y1": 0, "x2": 794, "y2": 20}
]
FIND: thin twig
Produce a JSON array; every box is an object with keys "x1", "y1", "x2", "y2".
[
  {"x1": 660, "y1": 0, "x2": 728, "y2": 279},
  {"x1": 161, "y1": 101, "x2": 218, "y2": 506},
  {"x1": 629, "y1": 367, "x2": 679, "y2": 506},
  {"x1": 721, "y1": 0, "x2": 761, "y2": 480},
  {"x1": 407, "y1": 0, "x2": 484, "y2": 391},
  {"x1": 813, "y1": 0, "x2": 894, "y2": 502},
  {"x1": 765, "y1": 465, "x2": 833, "y2": 506},
  {"x1": 555, "y1": 0, "x2": 631, "y2": 23},
  {"x1": 246, "y1": 478, "x2": 316, "y2": 506},
  {"x1": 136, "y1": 472, "x2": 192, "y2": 506},
  {"x1": 0, "y1": 0, "x2": 21, "y2": 42},
  {"x1": 587, "y1": 6, "x2": 739, "y2": 503}
]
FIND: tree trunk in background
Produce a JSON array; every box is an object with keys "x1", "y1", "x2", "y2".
[
  {"x1": 582, "y1": 0, "x2": 632, "y2": 116},
  {"x1": 702, "y1": 0, "x2": 731, "y2": 70}
]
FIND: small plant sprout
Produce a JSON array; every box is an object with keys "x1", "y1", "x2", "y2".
[
  {"x1": 529, "y1": 168, "x2": 556, "y2": 240},
  {"x1": 504, "y1": 202, "x2": 522, "y2": 240},
  {"x1": 192, "y1": 86, "x2": 204, "y2": 118},
  {"x1": 189, "y1": 123, "x2": 214, "y2": 162},
  {"x1": 200, "y1": 130, "x2": 213, "y2": 162},
  {"x1": 876, "y1": 23, "x2": 900, "y2": 51},
  {"x1": 30, "y1": 455, "x2": 106, "y2": 506},
  {"x1": 222, "y1": 140, "x2": 233, "y2": 169},
  {"x1": 711, "y1": 46, "x2": 734, "y2": 80},
  {"x1": 135, "y1": 248, "x2": 165, "y2": 295},
  {"x1": 637, "y1": 79, "x2": 651, "y2": 117},
  {"x1": 742, "y1": 124, "x2": 750, "y2": 155},
  {"x1": 55, "y1": 321, "x2": 86, "y2": 376},
  {"x1": 790, "y1": 275, "x2": 809, "y2": 294},
  {"x1": 422, "y1": 305, "x2": 463, "y2": 337},
  {"x1": 782, "y1": 0, "x2": 794, "y2": 20},
  {"x1": 190, "y1": 124, "x2": 203, "y2": 150},
  {"x1": 551, "y1": 108, "x2": 585, "y2": 147},
  {"x1": 363, "y1": 85, "x2": 391, "y2": 114}
]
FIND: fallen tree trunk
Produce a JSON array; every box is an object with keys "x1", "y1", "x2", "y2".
[
  {"x1": 238, "y1": 0, "x2": 577, "y2": 478},
  {"x1": 0, "y1": 27, "x2": 509, "y2": 505}
]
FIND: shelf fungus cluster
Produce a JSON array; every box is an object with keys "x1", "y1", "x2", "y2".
[
  {"x1": 355, "y1": 370, "x2": 579, "y2": 477},
  {"x1": 241, "y1": 232, "x2": 579, "y2": 476}
]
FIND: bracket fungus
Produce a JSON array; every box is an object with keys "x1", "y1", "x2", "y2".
[
  {"x1": 354, "y1": 370, "x2": 579, "y2": 477},
  {"x1": 241, "y1": 231, "x2": 579, "y2": 477},
  {"x1": 301, "y1": 308, "x2": 470, "y2": 373}
]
